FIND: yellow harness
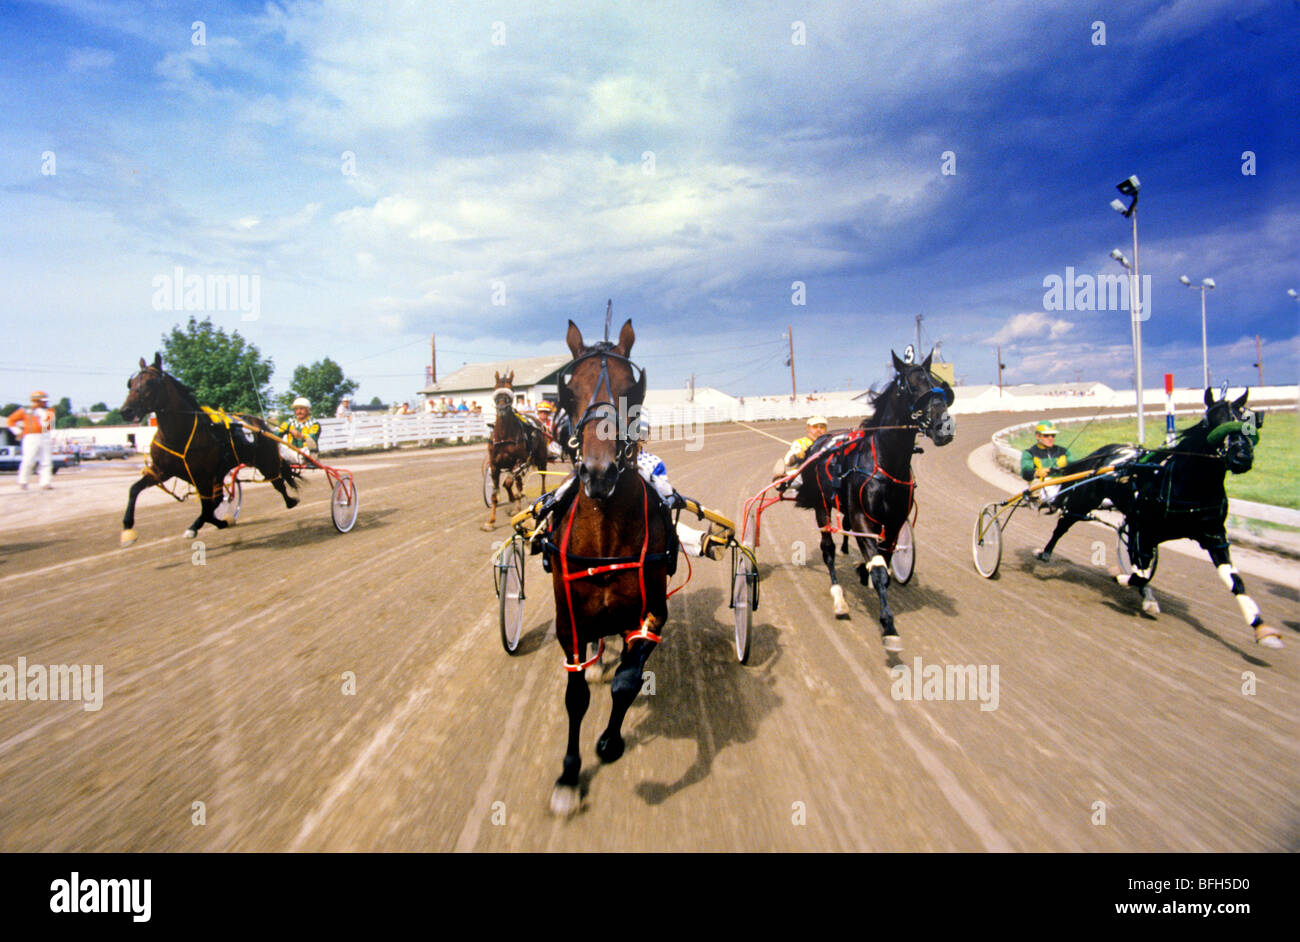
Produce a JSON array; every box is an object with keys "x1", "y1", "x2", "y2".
[{"x1": 145, "y1": 407, "x2": 275, "y2": 499}]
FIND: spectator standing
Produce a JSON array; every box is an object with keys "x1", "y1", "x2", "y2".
[{"x1": 7, "y1": 390, "x2": 56, "y2": 489}]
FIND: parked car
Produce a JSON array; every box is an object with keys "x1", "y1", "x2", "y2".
[
  {"x1": 0, "y1": 443, "x2": 77, "y2": 474},
  {"x1": 78, "y1": 443, "x2": 133, "y2": 460}
]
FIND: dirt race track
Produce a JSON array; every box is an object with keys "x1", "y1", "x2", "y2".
[{"x1": 1, "y1": 412, "x2": 1296, "y2": 852}]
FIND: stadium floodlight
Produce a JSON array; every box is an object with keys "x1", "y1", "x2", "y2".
[{"x1": 1180, "y1": 274, "x2": 1216, "y2": 389}]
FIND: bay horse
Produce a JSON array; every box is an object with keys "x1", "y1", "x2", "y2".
[
  {"x1": 482, "y1": 371, "x2": 550, "y2": 530},
  {"x1": 794, "y1": 350, "x2": 955, "y2": 652},
  {"x1": 1032, "y1": 387, "x2": 1281, "y2": 648},
  {"x1": 543, "y1": 318, "x2": 666, "y2": 816},
  {"x1": 117, "y1": 353, "x2": 300, "y2": 545}
]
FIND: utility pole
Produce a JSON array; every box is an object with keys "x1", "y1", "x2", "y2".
[
  {"x1": 1254, "y1": 335, "x2": 1263, "y2": 387},
  {"x1": 787, "y1": 325, "x2": 797, "y2": 402},
  {"x1": 997, "y1": 346, "x2": 1005, "y2": 396},
  {"x1": 689, "y1": 373, "x2": 695, "y2": 402},
  {"x1": 915, "y1": 314, "x2": 923, "y2": 357},
  {"x1": 430, "y1": 334, "x2": 437, "y2": 384}
]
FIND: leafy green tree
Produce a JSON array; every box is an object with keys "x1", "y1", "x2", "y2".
[
  {"x1": 1, "y1": 403, "x2": 18, "y2": 417},
  {"x1": 367, "y1": 396, "x2": 383, "y2": 408},
  {"x1": 54, "y1": 397, "x2": 72, "y2": 418},
  {"x1": 100, "y1": 410, "x2": 125, "y2": 425},
  {"x1": 90, "y1": 402, "x2": 109, "y2": 412},
  {"x1": 279, "y1": 358, "x2": 358, "y2": 418},
  {"x1": 160, "y1": 317, "x2": 274, "y2": 414},
  {"x1": 56, "y1": 414, "x2": 79, "y2": 429}
]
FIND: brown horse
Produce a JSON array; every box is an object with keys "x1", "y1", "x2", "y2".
[
  {"x1": 482, "y1": 371, "x2": 549, "y2": 530},
  {"x1": 118, "y1": 353, "x2": 300, "y2": 545},
  {"x1": 544, "y1": 319, "x2": 667, "y2": 816}
]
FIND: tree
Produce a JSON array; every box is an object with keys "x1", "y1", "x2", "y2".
[
  {"x1": 367, "y1": 396, "x2": 383, "y2": 408},
  {"x1": 160, "y1": 317, "x2": 274, "y2": 414},
  {"x1": 54, "y1": 396, "x2": 72, "y2": 418},
  {"x1": 100, "y1": 410, "x2": 125, "y2": 426},
  {"x1": 56, "y1": 414, "x2": 79, "y2": 429},
  {"x1": 91, "y1": 402, "x2": 108, "y2": 412},
  {"x1": 0, "y1": 403, "x2": 18, "y2": 417},
  {"x1": 279, "y1": 358, "x2": 358, "y2": 418}
]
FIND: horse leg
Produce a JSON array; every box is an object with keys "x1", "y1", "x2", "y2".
[
  {"x1": 550, "y1": 667, "x2": 590, "y2": 817},
  {"x1": 270, "y1": 475, "x2": 298, "y2": 510},
  {"x1": 596, "y1": 624, "x2": 659, "y2": 764},
  {"x1": 1036, "y1": 515, "x2": 1076, "y2": 562},
  {"x1": 1113, "y1": 524, "x2": 1158, "y2": 614},
  {"x1": 186, "y1": 493, "x2": 228, "y2": 539},
  {"x1": 1206, "y1": 542, "x2": 1282, "y2": 648},
  {"x1": 121, "y1": 472, "x2": 159, "y2": 546},
  {"x1": 855, "y1": 536, "x2": 900, "y2": 652},
  {"x1": 818, "y1": 510, "x2": 848, "y2": 617}
]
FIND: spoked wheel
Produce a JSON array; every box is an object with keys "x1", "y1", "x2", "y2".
[
  {"x1": 221, "y1": 476, "x2": 242, "y2": 523},
  {"x1": 1116, "y1": 524, "x2": 1158, "y2": 580},
  {"x1": 330, "y1": 476, "x2": 360, "y2": 533},
  {"x1": 890, "y1": 519, "x2": 915, "y2": 584},
  {"x1": 730, "y1": 546, "x2": 758, "y2": 664},
  {"x1": 972, "y1": 503, "x2": 1003, "y2": 578},
  {"x1": 482, "y1": 456, "x2": 494, "y2": 508},
  {"x1": 498, "y1": 536, "x2": 526, "y2": 654}
]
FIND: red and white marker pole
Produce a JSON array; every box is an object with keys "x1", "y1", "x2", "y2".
[{"x1": 1164, "y1": 373, "x2": 1176, "y2": 444}]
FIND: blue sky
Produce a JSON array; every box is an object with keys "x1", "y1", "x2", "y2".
[{"x1": 2, "y1": 0, "x2": 1296, "y2": 409}]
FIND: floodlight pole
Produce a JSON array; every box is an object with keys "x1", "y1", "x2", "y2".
[{"x1": 1129, "y1": 209, "x2": 1144, "y2": 445}]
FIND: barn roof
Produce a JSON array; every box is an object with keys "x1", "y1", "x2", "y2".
[{"x1": 419, "y1": 355, "x2": 570, "y2": 395}]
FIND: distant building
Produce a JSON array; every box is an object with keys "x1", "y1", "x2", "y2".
[{"x1": 418, "y1": 355, "x2": 570, "y2": 409}]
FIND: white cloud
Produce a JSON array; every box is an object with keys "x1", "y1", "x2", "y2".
[{"x1": 987, "y1": 311, "x2": 1075, "y2": 346}]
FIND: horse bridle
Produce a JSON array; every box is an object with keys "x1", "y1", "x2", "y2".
[
  {"x1": 558, "y1": 345, "x2": 646, "y2": 466},
  {"x1": 895, "y1": 368, "x2": 954, "y2": 427}
]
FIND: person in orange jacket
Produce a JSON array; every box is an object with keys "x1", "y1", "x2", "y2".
[{"x1": 7, "y1": 390, "x2": 56, "y2": 489}]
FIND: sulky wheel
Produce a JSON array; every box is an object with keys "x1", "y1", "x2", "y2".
[
  {"x1": 890, "y1": 519, "x2": 915, "y2": 584},
  {"x1": 498, "y1": 535, "x2": 526, "y2": 653},
  {"x1": 730, "y1": 547, "x2": 757, "y2": 664},
  {"x1": 482, "y1": 456, "x2": 495, "y2": 508},
  {"x1": 972, "y1": 503, "x2": 1002, "y2": 578},
  {"x1": 330, "y1": 476, "x2": 360, "y2": 533}
]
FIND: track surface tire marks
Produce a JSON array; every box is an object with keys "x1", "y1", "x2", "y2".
[{"x1": 0, "y1": 417, "x2": 1295, "y2": 850}]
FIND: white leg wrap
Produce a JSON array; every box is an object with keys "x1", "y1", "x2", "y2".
[
  {"x1": 830, "y1": 584, "x2": 848, "y2": 615},
  {"x1": 1216, "y1": 563, "x2": 1237, "y2": 590},
  {"x1": 1131, "y1": 564, "x2": 1152, "y2": 580},
  {"x1": 868, "y1": 554, "x2": 887, "y2": 570},
  {"x1": 1237, "y1": 594, "x2": 1261, "y2": 624}
]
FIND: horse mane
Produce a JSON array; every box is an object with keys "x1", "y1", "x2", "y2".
[
  {"x1": 858, "y1": 382, "x2": 903, "y2": 429},
  {"x1": 157, "y1": 368, "x2": 202, "y2": 413}
]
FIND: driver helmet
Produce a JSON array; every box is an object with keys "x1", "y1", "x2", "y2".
[
  {"x1": 292, "y1": 397, "x2": 311, "y2": 413},
  {"x1": 537, "y1": 400, "x2": 555, "y2": 414},
  {"x1": 806, "y1": 415, "x2": 828, "y2": 432},
  {"x1": 31, "y1": 390, "x2": 48, "y2": 405},
  {"x1": 1034, "y1": 421, "x2": 1060, "y2": 438}
]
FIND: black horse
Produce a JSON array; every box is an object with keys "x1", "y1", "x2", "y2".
[
  {"x1": 118, "y1": 353, "x2": 300, "y2": 544},
  {"x1": 794, "y1": 350, "x2": 955, "y2": 651},
  {"x1": 1033, "y1": 387, "x2": 1281, "y2": 649}
]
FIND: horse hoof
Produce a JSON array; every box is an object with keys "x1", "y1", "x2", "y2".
[
  {"x1": 1114, "y1": 573, "x2": 1131, "y2": 586},
  {"x1": 830, "y1": 585, "x2": 849, "y2": 618},
  {"x1": 1034, "y1": 550, "x2": 1052, "y2": 563},
  {"x1": 183, "y1": 529, "x2": 197, "y2": 539},
  {"x1": 1142, "y1": 598, "x2": 1160, "y2": 615},
  {"x1": 882, "y1": 633, "x2": 903, "y2": 653},
  {"x1": 549, "y1": 784, "x2": 581, "y2": 817},
  {"x1": 481, "y1": 522, "x2": 495, "y2": 532},
  {"x1": 119, "y1": 529, "x2": 138, "y2": 547},
  {"x1": 285, "y1": 497, "x2": 299, "y2": 510},
  {"x1": 1255, "y1": 626, "x2": 1284, "y2": 649},
  {"x1": 596, "y1": 733, "x2": 624, "y2": 763}
]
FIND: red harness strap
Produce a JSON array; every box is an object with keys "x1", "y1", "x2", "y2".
[{"x1": 558, "y1": 476, "x2": 659, "y2": 672}]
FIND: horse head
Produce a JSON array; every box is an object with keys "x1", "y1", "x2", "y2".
[
  {"x1": 1203, "y1": 386, "x2": 1258, "y2": 474},
  {"x1": 120, "y1": 352, "x2": 168, "y2": 422},
  {"x1": 493, "y1": 371, "x2": 515, "y2": 414},
  {"x1": 561, "y1": 318, "x2": 646, "y2": 500},
  {"x1": 890, "y1": 349, "x2": 955, "y2": 445}
]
